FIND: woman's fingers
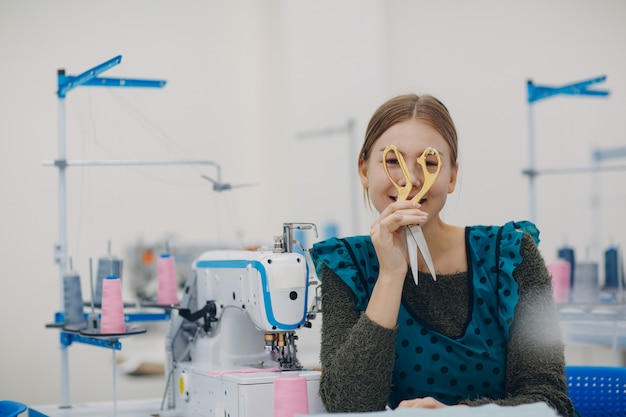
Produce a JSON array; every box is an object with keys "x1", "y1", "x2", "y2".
[
  {"x1": 397, "y1": 397, "x2": 446, "y2": 409},
  {"x1": 397, "y1": 397, "x2": 469, "y2": 409},
  {"x1": 377, "y1": 201, "x2": 428, "y2": 231}
]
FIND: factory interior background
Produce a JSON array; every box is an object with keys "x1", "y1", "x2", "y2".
[{"x1": 1, "y1": 0, "x2": 626, "y2": 407}]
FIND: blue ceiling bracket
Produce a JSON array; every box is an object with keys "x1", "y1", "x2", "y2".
[
  {"x1": 57, "y1": 55, "x2": 166, "y2": 98},
  {"x1": 527, "y1": 75, "x2": 610, "y2": 104}
]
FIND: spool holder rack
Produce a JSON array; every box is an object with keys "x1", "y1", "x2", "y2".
[{"x1": 44, "y1": 55, "x2": 225, "y2": 408}]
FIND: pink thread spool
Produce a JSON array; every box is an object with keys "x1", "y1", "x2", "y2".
[
  {"x1": 157, "y1": 254, "x2": 179, "y2": 305},
  {"x1": 273, "y1": 375, "x2": 309, "y2": 417},
  {"x1": 548, "y1": 260, "x2": 571, "y2": 304},
  {"x1": 100, "y1": 276, "x2": 126, "y2": 334}
]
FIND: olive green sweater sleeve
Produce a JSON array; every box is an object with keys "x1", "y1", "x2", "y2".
[
  {"x1": 318, "y1": 233, "x2": 574, "y2": 416},
  {"x1": 319, "y1": 267, "x2": 397, "y2": 412}
]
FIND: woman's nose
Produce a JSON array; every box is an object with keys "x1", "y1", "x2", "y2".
[
  {"x1": 407, "y1": 163, "x2": 424, "y2": 187},
  {"x1": 397, "y1": 172, "x2": 411, "y2": 187}
]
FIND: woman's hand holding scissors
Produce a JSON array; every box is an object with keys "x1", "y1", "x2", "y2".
[
  {"x1": 365, "y1": 199, "x2": 428, "y2": 330},
  {"x1": 370, "y1": 200, "x2": 428, "y2": 279}
]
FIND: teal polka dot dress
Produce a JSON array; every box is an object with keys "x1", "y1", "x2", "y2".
[{"x1": 311, "y1": 221, "x2": 540, "y2": 408}]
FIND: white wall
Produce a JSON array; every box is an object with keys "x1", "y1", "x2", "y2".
[
  {"x1": 379, "y1": 0, "x2": 625, "y2": 261},
  {"x1": 1, "y1": 0, "x2": 625, "y2": 407}
]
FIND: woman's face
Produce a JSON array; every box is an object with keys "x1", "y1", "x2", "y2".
[{"x1": 359, "y1": 118, "x2": 458, "y2": 219}]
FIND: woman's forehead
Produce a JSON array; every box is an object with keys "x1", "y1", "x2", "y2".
[{"x1": 375, "y1": 120, "x2": 448, "y2": 152}]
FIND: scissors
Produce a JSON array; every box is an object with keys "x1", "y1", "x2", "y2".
[{"x1": 382, "y1": 144, "x2": 442, "y2": 285}]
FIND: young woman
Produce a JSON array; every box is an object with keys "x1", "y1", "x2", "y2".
[{"x1": 310, "y1": 94, "x2": 575, "y2": 416}]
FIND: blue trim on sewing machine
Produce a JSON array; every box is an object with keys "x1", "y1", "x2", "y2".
[{"x1": 195, "y1": 259, "x2": 308, "y2": 330}]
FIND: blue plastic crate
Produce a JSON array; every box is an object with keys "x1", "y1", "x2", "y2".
[{"x1": 566, "y1": 366, "x2": 626, "y2": 417}]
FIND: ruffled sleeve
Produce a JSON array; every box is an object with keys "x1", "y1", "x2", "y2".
[
  {"x1": 311, "y1": 236, "x2": 377, "y2": 311},
  {"x1": 498, "y1": 221, "x2": 540, "y2": 274},
  {"x1": 496, "y1": 220, "x2": 540, "y2": 339}
]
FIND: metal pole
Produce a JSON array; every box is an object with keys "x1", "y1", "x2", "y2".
[
  {"x1": 589, "y1": 157, "x2": 602, "y2": 261},
  {"x1": 528, "y1": 101, "x2": 537, "y2": 223},
  {"x1": 57, "y1": 91, "x2": 71, "y2": 409}
]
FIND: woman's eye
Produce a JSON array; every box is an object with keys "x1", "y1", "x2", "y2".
[
  {"x1": 425, "y1": 156, "x2": 439, "y2": 166},
  {"x1": 423, "y1": 155, "x2": 440, "y2": 174},
  {"x1": 385, "y1": 158, "x2": 399, "y2": 165}
]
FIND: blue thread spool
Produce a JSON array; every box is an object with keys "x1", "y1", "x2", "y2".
[
  {"x1": 604, "y1": 246, "x2": 620, "y2": 288},
  {"x1": 558, "y1": 246, "x2": 575, "y2": 288}
]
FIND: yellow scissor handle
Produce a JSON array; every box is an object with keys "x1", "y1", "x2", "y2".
[
  {"x1": 383, "y1": 145, "x2": 413, "y2": 201},
  {"x1": 382, "y1": 145, "x2": 442, "y2": 202},
  {"x1": 414, "y1": 147, "x2": 442, "y2": 202}
]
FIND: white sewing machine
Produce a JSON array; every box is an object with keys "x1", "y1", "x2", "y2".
[{"x1": 163, "y1": 223, "x2": 324, "y2": 417}]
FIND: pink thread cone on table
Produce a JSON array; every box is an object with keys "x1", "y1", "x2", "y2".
[
  {"x1": 157, "y1": 254, "x2": 179, "y2": 305},
  {"x1": 273, "y1": 375, "x2": 309, "y2": 417},
  {"x1": 100, "y1": 276, "x2": 126, "y2": 334},
  {"x1": 548, "y1": 260, "x2": 571, "y2": 304}
]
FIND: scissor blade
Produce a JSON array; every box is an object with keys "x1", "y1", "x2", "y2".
[
  {"x1": 406, "y1": 228, "x2": 419, "y2": 285},
  {"x1": 408, "y1": 225, "x2": 437, "y2": 282}
]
